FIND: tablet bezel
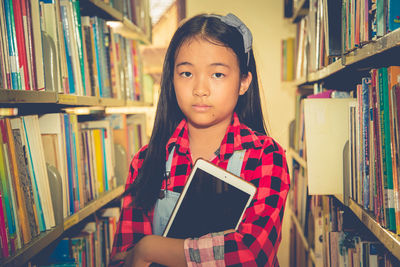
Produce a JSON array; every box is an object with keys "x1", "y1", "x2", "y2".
[{"x1": 162, "y1": 158, "x2": 256, "y2": 237}]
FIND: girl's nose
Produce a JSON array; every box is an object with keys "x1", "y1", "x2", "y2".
[{"x1": 193, "y1": 76, "x2": 210, "y2": 96}]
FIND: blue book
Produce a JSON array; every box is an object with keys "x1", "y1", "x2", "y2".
[
  {"x1": 60, "y1": 5, "x2": 76, "y2": 94},
  {"x1": 362, "y1": 78, "x2": 371, "y2": 210},
  {"x1": 387, "y1": 0, "x2": 400, "y2": 32},
  {"x1": 64, "y1": 114, "x2": 75, "y2": 215},
  {"x1": 45, "y1": 238, "x2": 76, "y2": 265},
  {"x1": 92, "y1": 17, "x2": 103, "y2": 97}
]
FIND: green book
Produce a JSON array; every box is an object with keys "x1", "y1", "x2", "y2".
[{"x1": 378, "y1": 67, "x2": 396, "y2": 231}]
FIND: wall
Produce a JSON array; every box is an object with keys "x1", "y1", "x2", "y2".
[{"x1": 186, "y1": 1, "x2": 296, "y2": 265}]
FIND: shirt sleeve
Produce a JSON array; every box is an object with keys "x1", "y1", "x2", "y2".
[
  {"x1": 224, "y1": 141, "x2": 290, "y2": 266},
  {"x1": 183, "y1": 140, "x2": 290, "y2": 266},
  {"x1": 109, "y1": 146, "x2": 153, "y2": 267}
]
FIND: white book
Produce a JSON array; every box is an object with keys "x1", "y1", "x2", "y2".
[
  {"x1": 22, "y1": 116, "x2": 55, "y2": 229},
  {"x1": 39, "y1": 113, "x2": 69, "y2": 219},
  {"x1": 304, "y1": 98, "x2": 356, "y2": 195},
  {"x1": 40, "y1": 3, "x2": 63, "y2": 93}
]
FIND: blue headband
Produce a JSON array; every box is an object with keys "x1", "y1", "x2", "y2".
[{"x1": 207, "y1": 13, "x2": 253, "y2": 65}]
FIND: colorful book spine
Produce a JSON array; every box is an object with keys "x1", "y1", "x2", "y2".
[
  {"x1": 361, "y1": 77, "x2": 371, "y2": 210},
  {"x1": 12, "y1": 0, "x2": 30, "y2": 90},
  {"x1": 378, "y1": 67, "x2": 396, "y2": 231},
  {"x1": 387, "y1": 0, "x2": 400, "y2": 32},
  {"x1": 21, "y1": 117, "x2": 46, "y2": 232},
  {"x1": 3, "y1": 118, "x2": 31, "y2": 244},
  {"x1": 4, "y1": 0, "x2": 22, "y2": 90}
]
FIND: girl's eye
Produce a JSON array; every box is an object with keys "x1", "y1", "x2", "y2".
[
  {"x1": 180, "y1": 72, "x2": 192, "y2": 78},
  {"x1": 212, "y1": 73, "x2": 225, "y2": 78}
]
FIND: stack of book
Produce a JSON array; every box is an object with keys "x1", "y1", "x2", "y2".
[{"x1": 0, "y1": 0, "x2": 144, "y2": 101}]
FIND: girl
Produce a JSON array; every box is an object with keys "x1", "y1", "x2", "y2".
[{"x1": 110, "y1": 13, "x2": 290, "y2": 267}]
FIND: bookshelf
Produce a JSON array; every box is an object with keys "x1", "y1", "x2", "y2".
[
  {"x1": 0, "y1": 0, "x2": 151, "y2": 266},
  {"x1": 285, "y1": 0, "x2": 400, "y2": 266},
  {"x1": 294, "y1": 28, "x2": 400, "y2": 87}
]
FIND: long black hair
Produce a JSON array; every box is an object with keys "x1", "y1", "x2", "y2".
[{"x1": 127, "y1": 14, "x2": 268, "y2": 212}]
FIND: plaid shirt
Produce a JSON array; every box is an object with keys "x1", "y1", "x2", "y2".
[{"x1": 110, "y1": 113, "x2": 290, "y2": 266}]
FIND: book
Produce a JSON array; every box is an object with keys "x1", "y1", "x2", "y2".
[
  {"x1": 9, "y1": 120, "x2": 40, "y2": 238},
  {"x1": 304, "y1": 98, "x2": 356, "y2": 195},
  {"x1": 22, "y1": 115, "x2": 55, "y2": 230},
  {"x1": 39, "y1": 113, "x2": 70, "y2": 219},
  {"x1": 2, "y1": 119, "x2": 31, "y2": 244}
]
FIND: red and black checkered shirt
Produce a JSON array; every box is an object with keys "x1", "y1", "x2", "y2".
[{"x1": 110, "y1": 113, "x2": 290, "y2": 266}]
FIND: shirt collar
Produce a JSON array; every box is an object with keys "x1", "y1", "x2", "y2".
[{"x1": 165, "y1": 113, "x2": 263, "y2": 160}]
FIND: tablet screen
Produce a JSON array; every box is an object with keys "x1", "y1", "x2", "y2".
[{"x1": 164, "y1": 168, "x2": 252, "y2": 239}]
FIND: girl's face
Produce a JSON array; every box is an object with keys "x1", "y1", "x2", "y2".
[{"x1": 173, "y1": 36, "x2": 252, "y2": 130}]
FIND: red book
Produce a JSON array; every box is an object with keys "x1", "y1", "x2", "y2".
[
  {"x1": 22, "y1": 0, "x2": 37, "y2": 90},
  {"x1": 12, "y1": 0, "x2": 31, "y2": 90}
]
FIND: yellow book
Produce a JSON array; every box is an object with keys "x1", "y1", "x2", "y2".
[{"x1": 93, "y1": 129, "x2": 104, "y2": 194}]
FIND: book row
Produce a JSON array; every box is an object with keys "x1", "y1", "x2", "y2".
[
  {"x1": 293, "y1": 0, "x2": 400, "y2": 79},
  {"x1": 39, "y1": 207, "x2": 120, "y2": 266},
  {"x1": 349, "y1": 66, "x2": 400, "y2": 235},
  {"x1": 290, "y1": 195, "x2": 400, "y2": 267},
  {"x1": 0, "y1": 112, "x2": 146, "y2": 259},
  {"x1": 0, "y1": 0, "x2": 144, "y2": 101}
]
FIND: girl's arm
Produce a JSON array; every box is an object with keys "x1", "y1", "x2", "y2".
[{"x1": 124, "y1": 235, "x2": 186, "y2": 267}]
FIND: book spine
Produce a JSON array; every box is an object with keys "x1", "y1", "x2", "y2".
[
  {"x1": 60, "y1": 5, "x2": 76, "y2": 94},
  {"x1": 4, "y1": 119, "x2": 31, "y2": 244},
  {"x1": 92, "y1": 17, "x2": 103, "y2": 97},
  {"x1": 21, "y1": 117, "x2": 46, "y2": 232},
  {"x1": 362, "y1": 78, "x2": 371, "y2": 210},
  {"x1": 0, "y1": 128, "x2": 17, "y2": 254},
  {"x1": 71, "y1": 0, "x2": 86, "y2": 95},
  {"x1": 24, "y1": 0, "x2": 38, "y2": 91},
  {"x1": 4, "y1": 0, "x2": 22, "y2": 90},
  {"x1": 30, "y1": 0, "x2": 45, "y2": 90},
  {"x1": 63, "y1": 114, "x2": 75, "y2": 215},
  {"x1": 387, "y1": 0, "x2": 400, "y2": 32},
  {"x1": 12, "y1": 0, "x2": 30, "y2": 90},
  {"x1": 0, "y1": 189, "x2": 9, "y2": 258}
]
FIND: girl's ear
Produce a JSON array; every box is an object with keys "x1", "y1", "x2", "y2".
[{"x1": 239, "y1": 72, "x2": 252, "y2": 95}]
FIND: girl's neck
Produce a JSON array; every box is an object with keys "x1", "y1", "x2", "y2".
[{"x1": 187, "y1": 119, "x2": 231, "y2": 163}]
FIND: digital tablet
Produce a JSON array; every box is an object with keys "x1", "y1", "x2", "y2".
[{"x1": 162, "y1": 159, "x2": 256, "y2": 239}]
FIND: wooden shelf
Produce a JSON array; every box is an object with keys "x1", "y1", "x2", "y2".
[
  {"x1": 64, "y1": 185, "x2": 124, "y2": 230},
  {"x1": 0, "y1": 89, "x2": 57, "y2": 103},
  {"x1": 0, "y1": 186, "x2": 124, "y2": 266},
  {"x1": 288, "y1": 148, "x2": 307, "y2": 169},
  {"x1": 297, "y1": 28, "x2": 400, "y2": 87},
  {"x1": 57, "y1": 94, "x2": 99, "y2": 106},
  {"x1": 0, "y1": 225, "x2": 63, "y2": 267},
  {"x1": 307, "y1": 60, "x2": 344, "y2": 84},
  {"x1": 99, "y1": 97, "x2": 126, "y2": 107},
  {"x1": 344, "y1": 28, "x2": 400, "y2": 66},
  {"x1": 347, "y1": 198, "x2": 400, "y2": 260},
  {"x1": 292, "y1": 0, "x2": 309, "y2": 23},
  {"x1": 89, "y1": 0, "x2": 124, "y2": 21},
  {"x1": 289, "y1": 209, "x2": 316, "y2": 264}
]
